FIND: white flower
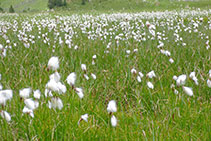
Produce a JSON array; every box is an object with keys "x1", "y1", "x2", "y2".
[
  {"x1": 33, "y1": 89, "x2": 41, "y2": 99},
  {"x1": 173, "y1": 75, "x2": 178, "y2": 81},
  {"x1": 50, "y1": 72, "x2": 61, "y2": 82},
  {"x1": 146, "y1": 71, "x2": 156, "y2": 78},
  {"x1": 174, "y1": 89, "x2": 179, "y2": 94},
  {"x1": 46, "y1": 79, "x2": 60, "y2": 92},
  {"x1": 189, "y1": 72, "x2": 198, "y2": 85},
  {"x1": 57, "y1": 82, "x2": 67, "y2": 94},
  {"x1": 24, "y1": 98, "x2": 38, "y2": 110},
  {"x1": 126, "y1": 50, "x2": 131, "y2": 54},
  {"x1": 189, "y1": 72, "x2": 196, "y2": 79},
  {"x1": 182, "y1": 86, "x2": 193, "y2": 96},
  {"x1": 50, "y1": 97, "x2": 63, "y2": 110},
  {"x1": 81, "y1": 64, "x2": 87, "y2": 71},
  {"x1": 48, "y1": 56, "x2": 59, "y2": 71},
  {"x1": 91, "y1": 73, "x2": 96, "y2": 80},
  {"x1": 84, "y1": 74, "x2": 89, "y2": 80},
  {"x1": 23, "y1": 106, "x2": 34, "y2": 118},
  {"x1": 133, "y1": 49, "x2": 138, "y2": 52},
  {"x1": 176, "y1": 75, "x2": 186, "y2": 86},
  {"x1": 137, "y1": 76, "x2": 142, "y2": 83},
  {"x1": 1, "y1": 111, "x2": 11, "y2": 122},
  {"x1": 0, "y1": 90, "x2": 13, "y2": 101},
  {"x1": 207, "y1": 79, "x2": 211, "y2": 88},
  {"x1": 169, "y1": 58, "x2": 174, "y2": 63},
  {"x1": 131, "y1": 68, "x2": 137, "y2": 74},
  {"x1": 107, "y1": 100, "x2": 117, "y2": 113},
  {"x1": 111, "y1": 115, "x2": 117, "y2": 127},
  {"x1": 147, "y1": 82, "x2": 154, "y2": 89},
  {"x1": 19, "y1": 88, "x2": 31, "y2": 99},
  {"x1": 92, "y1": 55, "x2": 97, "y2": 59},
  {"x1": 56, "y1": 98, "x2": 63, "y2": 110},
  {"x1": 66, "y1": 72, "x2": 76, "y2": 86},
  {"x1": 81, "y1": 114, "x2": 88, "y2": 122},
  {"x1": 0, "y1": 84, "x2": 3, "y2": 90},
  {"x1": 138, "y1": 72, "x2": 144, "y2": 78},
  {"x1": 75, "y1": 87, "x2": 84, "y2": 99}
]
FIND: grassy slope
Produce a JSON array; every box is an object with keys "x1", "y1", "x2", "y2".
[
  {"x1": 0, "y1": 13, "x2": 210, "y2": 140},
  {"x1": 0, "y1": 0, "x2": 48, "y2": 12},
  {"x1": 0, "y1": 0, "x2": 211, "y2": 13}
]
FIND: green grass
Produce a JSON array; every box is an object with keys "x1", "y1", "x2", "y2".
[
  {"x1": 0, "y1": 9, "x2": 210, "y2": 140},
  {"x1": 0, "y1": 0, "x2": 211, "y2": 13},
  {"x1": 0, "y1": 0, "x2": 48, "y2": 12}
]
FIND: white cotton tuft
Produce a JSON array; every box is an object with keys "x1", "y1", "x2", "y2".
[
  {"x1": 24, "y1": 98, "x2": 37, "y2": 110},
  {"x1": 173, "y1": 75, "x2": 178, "y2": 81},
  {"x1": 176, "y1": 74, "x2": 186, "y2": 86},
  {"x1": 66, "y1": 72, "x2": 76, "y2": 86},
  {"x1": 91, "y1": 73, "x2": 96, "y2": 80},
  {"x1": 137, "y1": 76, "x2": 142, "y2": 83},
  {"x1": 138, "y1": 72, "x2": 144, "y2": 78},
  {"x1": 50, "y1": 97, "x2": 63, "y2": 110},
  {"x1": 146, "y1": 71, "x2": 156, "y2": 78},
  {"x1": 50, "y1": 72, "x2": 61, "y2": 82},
  {"x1": 131, "y1": 68, "x2": 137, "y2": 74},
  {"x1": 111, "y1": 115, "x2": 117, "y2": 127},
  {"x1": 1, "y1": 111, "x2": 11, "y2": 122},
  {"x1": 107, "y1": 100, "x2": 117, "y2": 113},
  {"x1": 147, "y1": 82, "x2": 154, "y2": 89},
  {"x1": 75, "y1": 87, "x2": 84, "y2": 99},
  {"x1": 207, "y1": 79, "x2": 211, "y2": 88},
  {"x1": 84, "y1": 74, "x2": 89, "y2": 80},
  {"x1": 81, "y1": 64, "x2": 87, "y2": 71},
  {"x1": 48, "y1": 56, "x2": 59, "y2": 71},
  {"x1": 182, "y1": 86, "x2": 193, "y2": 96},
  {"x1": 169, "y1": 58, "x2": 174, "y2": 64},
  {"x1": 19, "y1": 88, "x2": 31, "y2": 99},
  {"x1": 81, "y1": 114, "x2": 88, "y2": 122},
  {"x1": 33, "y1": 89, "x2": 41, "y2": 99}
]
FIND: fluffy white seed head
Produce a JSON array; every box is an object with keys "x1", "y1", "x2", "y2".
[
  {"x1": 24, "y1": 98, "x2": 37, "y2": 110},
  {"x1": 33, "y1": 89, "x2": 41, "y2": 99},
  {"x1": 81, "y1": 64, "x2": 87, "y2": 71},
  {"x1": 92, "y1": 55, "x2": 97, "y2": 59},
  {"x1": 176, "y1": 75, "x2": 187, "y2": 86},
  {"x1": 138, "y1": 72, "x2": 144, "y2": 78},
  {"x1": 91, "y1": 73, "x2": 96, "y2": 80},
  {"x1": 173, "y1": 75, "x2": 178, "y2": 81},
  {"x1": 48, "y1": 56, "x2": 59, "y2": 71},
  {"x1": 131, "y1": 68, "x2": 137, "y2": 74},
  {"x1": 75, "y1": 87, "x2": 84, "y2": 99},
  {"x1": 107, "y1": 100, "x2": 117, "y2": 113},
  {"x1": 1, "y1": 111, "x2": 11, "y2": 122},
  {"x1": 81, "y1": 114, "x2": 89, "y2": 122},
  {"x1": 19, "y1": 88, "x2": 31, "y2": 99},
  {"x1": 66, "y1": 72, "x2": 76, "y2": 86},
  {"x1": 84, "y1": 74, "x2": 89, "y2": 80},
  {"x1": 182, "y1": 86, "x2": 193, "y2": 96},
  {"x1": 146, "y1": 71, "x2": 156, "y2": 78},
  {"x1": 147, "y1": 82, "x2": 154, "y2": 89},
  {"x1": 50, "y1": 72, "x2": 61, "y2": 82},
  {"x1": 111, "y1": 115, "x2": 117, "y2": 127},
  {"x1": 137, "y1": 76, "x2": 142, "y2": 83}
]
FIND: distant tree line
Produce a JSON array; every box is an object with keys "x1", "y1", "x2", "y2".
[{"x1": 48, "y1": 0, "x2": 67, "y2": 9}]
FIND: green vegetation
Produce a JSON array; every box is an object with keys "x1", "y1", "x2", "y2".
[
  {"x1": 0, "y1": 0, "x2": 211, "y2": 13},
  {"x1": 9, "y1": 5, "x2": 15, "y2": 13},
  {"x1": 0, "y1": 11, "x2": 210, "y2": 140}
]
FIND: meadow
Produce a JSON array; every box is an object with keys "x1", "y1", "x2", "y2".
[{"x1": 0, "y1": 7, "x2": 211, "y2": 140}]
